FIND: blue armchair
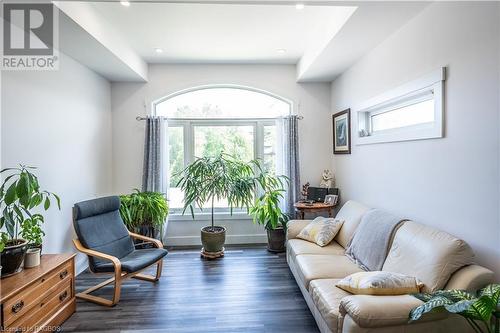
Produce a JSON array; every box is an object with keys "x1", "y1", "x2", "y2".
[{"x1": 72, "y1": 196, "x2": 168, "y2": 306}]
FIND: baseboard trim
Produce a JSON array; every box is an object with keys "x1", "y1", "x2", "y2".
[{"x1": 165, "y1": 234, "x2": 267, "y2": 246}]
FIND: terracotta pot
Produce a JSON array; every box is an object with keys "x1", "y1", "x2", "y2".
[
  {"x1": 201, "y1": 226, "x2": 226, "y2": 252},
  {"x1": 266, "y1": 227, "x2": 286, "y2": 253},
  {"x1": 1, "y1": 239, "x2": 28, "y2": 277}
]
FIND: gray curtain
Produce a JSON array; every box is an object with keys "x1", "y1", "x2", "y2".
[
  {"x1": 142, "y1": 116, "x2": 167, "y2": 193},
  {"x1": 281, "y1": 115, "x2": 301, "y2": 216}
]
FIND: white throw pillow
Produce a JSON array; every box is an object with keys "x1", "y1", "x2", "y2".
[
  {"x1": 336, "y1": 271, "x2": 423, "y2": 295},
  {"x1": 297, "y1": 217, "x2": 344, "y2": 247}
]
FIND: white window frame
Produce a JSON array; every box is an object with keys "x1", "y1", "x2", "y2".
[
  {"x1": 354, "y1": 67, "x2": 445, "y2": 145},
  {"x1": 152, "y1": 85, "x2": 292, "y2": 219}
]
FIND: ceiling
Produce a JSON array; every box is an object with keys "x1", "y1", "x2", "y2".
[
  {"x1": 55, "y1": 1, "x2": 429, "y2": 82},
  {"x1": 90, "y1": 2, "x2": 356, "y2": 64}
]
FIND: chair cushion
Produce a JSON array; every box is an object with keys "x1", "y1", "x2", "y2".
[
  {"x1": 382, "y1": 221, "x2": 474, "y2": 292},
  {"x1": 295, "y1": 255, "x2": 363, "y2": 290},
  {"x1": 287, "y1": 239, "x2": 345, "y2": 257},
  {"x1": 335, "y1": 201, "x2": 370, "y2": 248},
  {"x1": 94, "y1": 248, "x2": 168, "y2": 273},
  {"x1": 73, "y1": 196, "x2": 135, "y2": 270},
  {"x1": 309, "y1": 279, "x2": 351, "y2": 333}
]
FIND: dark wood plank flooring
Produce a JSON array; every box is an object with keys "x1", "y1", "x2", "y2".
[{"x1": 62, "y1": 246, "x2": 319, "y2": 333}]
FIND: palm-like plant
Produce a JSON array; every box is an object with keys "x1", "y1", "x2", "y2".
[
  {"x1": 176, "y1": 153, "x2": 257, "y2": 230},
  {"x1": 410, "y1": 284, "x2": 500, "y2": 333}
]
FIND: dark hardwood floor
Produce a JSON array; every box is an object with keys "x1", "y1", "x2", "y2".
[{"x1": 62, "y1": 246, "x2": 320, "y2": 333}]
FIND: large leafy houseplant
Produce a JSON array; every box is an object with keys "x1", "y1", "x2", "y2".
[
  {"x1": 410, "y1": 284, "x2": 500, "y2": 333},
  {"x1": 0, "y1": 165, "x2": 60, "y2": 275},
  {"x1": 249, "y1": 172, "x2": 289, "y2": 252},
  {"x1": 119, "y1": 189, "x2": 169, "y2": 239}
]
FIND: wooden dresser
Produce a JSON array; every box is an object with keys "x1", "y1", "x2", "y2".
[{"x1": 1, "y1": 254, "x2": 76, "y2": 332}]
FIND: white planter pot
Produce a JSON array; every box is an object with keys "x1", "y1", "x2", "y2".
[{"x1": 24, "y1": 248, "x2": 41, "y2": 268}]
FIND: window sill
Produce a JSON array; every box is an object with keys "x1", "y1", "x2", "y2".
[{"x1": 168, "y1": 211, "x2": 252, "y2": 222}]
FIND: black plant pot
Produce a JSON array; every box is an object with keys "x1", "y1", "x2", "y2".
[
  {"x1": 266, "y1": 227, "x2": 286, "y2": 253},
  {"x1": 1, "y1": 239, "x2": 28, "y2": 277}
]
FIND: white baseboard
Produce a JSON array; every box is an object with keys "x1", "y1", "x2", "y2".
[{"x1": 165, "y1": 233, "x2": 267, "y2": 247}]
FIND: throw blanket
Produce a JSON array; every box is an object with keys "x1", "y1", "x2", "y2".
[{"x1": 346, "y1": 209, "x2": 406, "y2": 271}]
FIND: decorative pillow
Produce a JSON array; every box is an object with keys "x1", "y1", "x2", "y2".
[
  {"x1": 336, "y1": 271, "x2": 423, "y2": 295},
  {"x1": 296, "y1": 217, "x2": 344, "y2": 247}
]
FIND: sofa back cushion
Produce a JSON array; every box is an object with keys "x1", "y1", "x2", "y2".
[
  {"x1": 382, "y1": 221, "x2": 474, "y2": 292},
  {"x1": 335, "y1": 200, "x2": 370, "y2": 248}
]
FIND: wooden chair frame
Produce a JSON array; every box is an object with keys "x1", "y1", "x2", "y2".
[{"x1": 73, "y1": 232, "x2": 164, "y2": 307}]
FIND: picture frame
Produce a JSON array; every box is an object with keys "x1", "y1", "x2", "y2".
[
  {"x1": 333, "y1": 109, "x2": 351, "y2": 154},
  {"x1": 324, "y1": 194, "x2": 338, "y2": 205}
]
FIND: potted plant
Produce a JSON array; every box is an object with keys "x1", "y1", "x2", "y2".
[
  {"x1": 410, "y1": 284, "x2": 500, "y2": 333},
  {"x1": 249, "y1": 172, "x2": 289, "y2": 253},
  {"x1": 176, "y1": 154, "x2": 256, "y2": 255},
  {"x1": 119, "y1": 189, "x2": 169, "y2": 241},
  {"x1": 0, "y1": 165, "x2": 60, "y2": 276}
]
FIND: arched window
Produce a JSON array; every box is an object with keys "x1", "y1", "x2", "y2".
[{"x1": 154, "y1": 85, "x2": 291, "y2": 212}]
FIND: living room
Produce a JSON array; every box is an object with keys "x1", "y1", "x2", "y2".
[{"x1": 1, "y1": 1, "x2": 499, "y2": 332}]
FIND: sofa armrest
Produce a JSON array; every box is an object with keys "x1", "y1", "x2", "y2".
[
  {"x1": 339, "y1": 295, "x2": 448, "y2": 328},
  {"x1": 445, "y1": 264, "x2": 494, "y2": 291},
  {"x1": 286, "y1": 219, "x2": 313, "y2": 240}
]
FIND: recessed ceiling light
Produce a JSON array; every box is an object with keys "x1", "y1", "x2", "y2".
[
  {"x1": 154, "y1": 48, "x2": 164, "y2": 54},
  {"x1": 276, "y1": 48, "x2": 287, "y2": 54},
  {"x1": 120, "y1": 1, "x2": 130, "y2": 7},
  {"x1": 295, "y1": 3, "x2": 305, "y2": 10}
]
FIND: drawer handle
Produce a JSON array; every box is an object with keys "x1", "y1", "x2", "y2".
[
  {"x1": 59, "y1": 291, "x2": 68, "y2": 302},
  {"x1": 12, "y1": 300, "x2": 24, "y2": 313},
  {"x1": 60, "y1": 269, "x2": 68, "y2": 279}
]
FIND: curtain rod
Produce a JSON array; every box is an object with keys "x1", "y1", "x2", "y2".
[{"x1": 136, "y1": 115, "x2": 304, "y2": 121}]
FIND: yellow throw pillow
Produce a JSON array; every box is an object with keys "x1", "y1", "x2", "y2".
[
  {"x1": 297, "y1": 217, "x2": 344, "y2": 247},
  {"x1": 336, "y1": 271, "x2": 423, "y2": 295}
]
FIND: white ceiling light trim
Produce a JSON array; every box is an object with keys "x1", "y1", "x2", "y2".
[
  {"x1": 120, "y1": 1, "x2": 130, "y2": 7},
  {"x1": 295, "y1": 4, "x2": 305, "y2": 10}
]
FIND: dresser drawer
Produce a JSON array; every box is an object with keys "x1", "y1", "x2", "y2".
[
  {"x1": 6, "y1": 278, "x2": 73, "y2": 332},
  {"x1": 3, "y1": 261, "x2": 73, "y2": 327}
]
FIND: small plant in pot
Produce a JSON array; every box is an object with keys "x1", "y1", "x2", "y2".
[
  {"x1": 176, "y1": 154, "x2": 256, "y2": 256},
  {"x1": 0, "y1": 165, "x2": 60, "y2": 276},
  {"x1": 249, "y1": 173, "x2": 289, "y2": 253},
  {"x1": 119, "y1": 190, "x2": 169, "y2": 244}
]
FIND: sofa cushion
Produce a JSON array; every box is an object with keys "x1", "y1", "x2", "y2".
[
  {"x1": 382, "y1": 221, "x2": 474, "y2": 292},
  {"x1": 287, "y1": 239, "x2": 345, "y2": 257},
  {"x1": 309, "y1": 279, "x2": 351, "y2": 333},
  {"x1": 295, "y1": 255, "x2": 363, "y2": 290},
  {"x1": 286, "y1": 220, "x2": 314, "y2": 240},
  {"x1": 335, "y1": 201, "x2": 370, "y2": 248}
]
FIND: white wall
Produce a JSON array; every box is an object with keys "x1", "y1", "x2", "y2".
[
  {"x1": 1, "y1": 53, "x2": 113, "y2": 272},
  {"x1": 330, "y1": 2, "x2": 500, "y2": 276},
  {"x1": 111, "y1": 64, "x2": 331, "y2": 245}
]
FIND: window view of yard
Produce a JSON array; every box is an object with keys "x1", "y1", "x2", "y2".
[{"x1": 157, "y1": 87, "x2": 288, "y2": 212}]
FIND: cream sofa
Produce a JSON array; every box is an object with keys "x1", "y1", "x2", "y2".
[{"x1": 286, "y1": 200, "x2": 494, "y2": 333}]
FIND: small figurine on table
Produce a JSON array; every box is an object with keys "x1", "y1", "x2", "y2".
[
  {"x1": 320, "y1": 169, "x2": 334, "y2": 188},
  {"x1": 301, "y1": 182, "x2": 310, "y2": 202}
]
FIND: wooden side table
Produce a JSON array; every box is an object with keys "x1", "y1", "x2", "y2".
[{"x1": 294, "y1": 202, "x2": 336, "y2": 219}]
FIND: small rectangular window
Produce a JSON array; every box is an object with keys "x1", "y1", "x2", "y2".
[
  {"x1": 370, "y1": 98, "x2": 434, "y2": 132},
  {"x1": 356, "y1": 68, "x2": 445, "y2": 145}
]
